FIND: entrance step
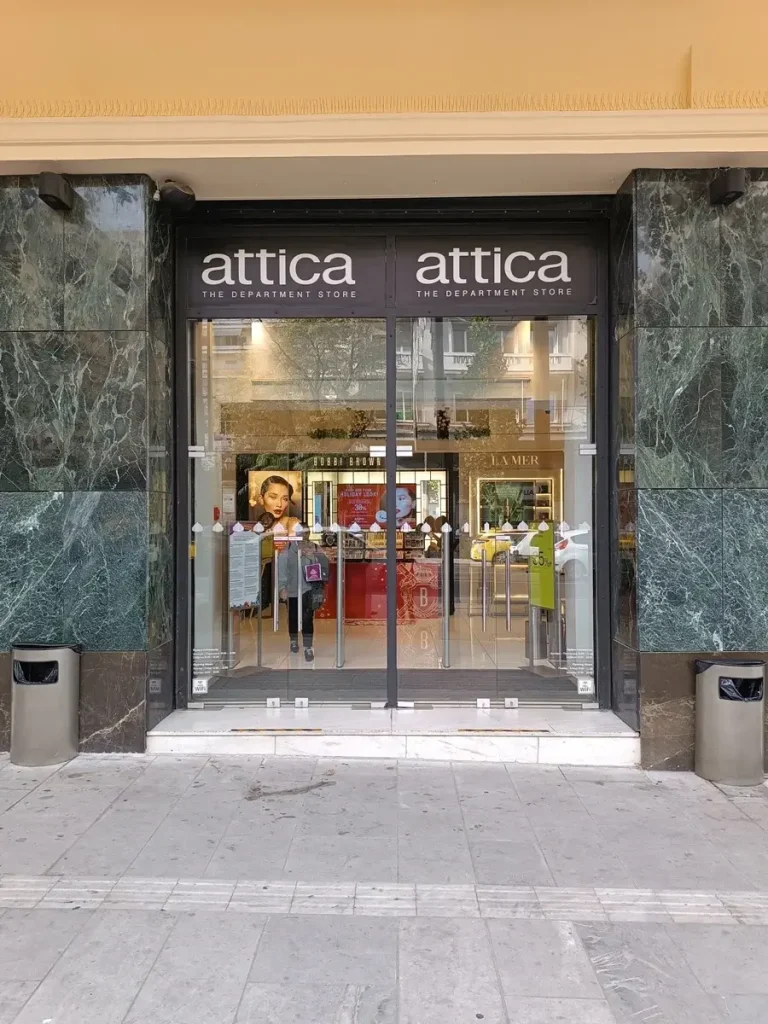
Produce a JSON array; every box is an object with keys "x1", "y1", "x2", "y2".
[{"x1": 147, "y1": 706, "x2": 639, "y2": 765}]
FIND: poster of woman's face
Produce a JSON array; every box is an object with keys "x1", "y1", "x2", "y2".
[
  {"x1": 248, "y1": 470, "x2": 303, "y2": 525},
  {"x1": 375, "y1": 484, "x2": 417, "y2": 527}
]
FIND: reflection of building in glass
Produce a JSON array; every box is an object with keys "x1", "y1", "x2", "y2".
[{"x1": 395, "y1": 317, "x2": 591, "y2": 441}]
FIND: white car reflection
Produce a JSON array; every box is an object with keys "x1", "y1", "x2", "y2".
[{"x1": 509, "y1": 524, "x2": 591, "y2": 580}]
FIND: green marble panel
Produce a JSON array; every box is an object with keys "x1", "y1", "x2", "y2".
[
  {"x1": 722, "y1": 327, "x2": 768, "y2": 487},
  {"x1": 635, "y1": 170, "x2": 720, "y2": 328},
  {"x1": 64, "y1": 179, "x2": 148, "y2": 331},
  {"x1": 723, "y1": 489, "x2": 768, "y2": 650},
  {"x1": 635, "y1": 328, "x2": 721, "y2": 488},
  {"x1": 721, "y1": 170, "x2": 768, "y2": 327},
  {"x1": 0, "y1": 330, "x2": 147, "y2": 491},
  {"x1": 637, "y1": 488, "x2": 722, "y2": 652},
  {"x1": 0, "y1": 177, "x2": 64, "y2": 330},
  {"x1": 0, "y1": 490, "x2": 147, "y2": 650}
]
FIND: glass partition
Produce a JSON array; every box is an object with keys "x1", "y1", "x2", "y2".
[
  {"x1": 189, "y1": 318, "x2": 388, "y2": 702},
  {"x1": 394, "y1": 316, "x2": 595, "y2": 702},
  {"x1": 187, "y1": 315, "x2": 597, "y2": 705}
]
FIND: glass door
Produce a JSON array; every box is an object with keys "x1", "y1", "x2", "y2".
[
  {"x1": 187, "y1": 314, "x2": 597, "y2": 706},
  {"x1": 394, "y1": 316, "x2": 596, "y2": 702},
  {"x1": 188, "y1": 318, "x2": 388, "y2": 703}
]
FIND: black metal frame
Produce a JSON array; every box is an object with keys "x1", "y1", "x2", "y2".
[{"x1": 173, "y1": 199, "x2": 612, "y2": 711}]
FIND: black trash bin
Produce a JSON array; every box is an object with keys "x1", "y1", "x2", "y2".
[
  {"x1": 10, "y1": 644, "x2": 81, "y2": 766},
  {"x1": 695, "y1": 659, "x2": 765, "y2": 786}
]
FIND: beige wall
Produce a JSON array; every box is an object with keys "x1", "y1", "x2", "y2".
[{"x1": 3, "y1": 0, "x2": 768, "y2": 118}]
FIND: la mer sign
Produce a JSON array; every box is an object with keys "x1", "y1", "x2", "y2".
[{"x1": 185, "y1": 233, "x2": 597, "y2": 313}]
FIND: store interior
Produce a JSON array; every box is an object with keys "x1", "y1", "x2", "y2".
[{"x1": 189, "y1": 316, "x2": 595, "y2": 704}]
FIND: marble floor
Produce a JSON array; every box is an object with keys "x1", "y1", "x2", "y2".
[
  {"x1": 236, "y1": 611, "x2": 531, "y2": 673},
  {"x1": 148, "y1": 705, "x2": 639, "y2": 763},
  {"x1": 0, "y1": 754, "x2": 767, "y2": 1023},
  {"x1": 211, "y1": 601, "x2": 585, "y2": 703}
]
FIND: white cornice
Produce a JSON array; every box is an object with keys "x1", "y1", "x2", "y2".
[
  {"x1": 2, "y1": 110, "x2": 767, "y2": 198},
  {"x1": 2, "y1": 109, "x2": 768, "y2": 159}
]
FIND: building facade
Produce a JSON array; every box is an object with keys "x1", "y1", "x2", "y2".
[{"x1": 1, "y1": 1, "x2": 768, "y2": 766}]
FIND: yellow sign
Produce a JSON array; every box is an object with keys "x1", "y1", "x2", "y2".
[{"x1": 529, "y1": 529, "x2": 555, "y2": 610}]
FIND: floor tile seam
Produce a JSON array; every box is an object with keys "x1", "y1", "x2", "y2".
[
  {"x1": 269, "y1": 755, "x2": 322, "y2": 881},
  {"x1": 10, "y1": 903, "x2": 94, "y2": 1017},
  {"x1": 237, "y1": 913, "x2": 270, "y2": 1013},
  {"x1": 672, "y1": 799, "x2": 763, "y2": 891},
  {"x1": 447, "y1": 760, "x2": 483, "y2": 901},
  {"x1": 502, "y1": 764, "x2": 550, "y2": 834},
  {"x1": 120, "y1": 757, "x2": 215, "y2": 878},
  {"x1": 660, "y1": 919, "x2": 745, "y2": 1019},
  {"x1": 560, "y1": 775, "x2": 639, "y2": 888},
  {"x1": 481, "y1": 916, "x2": 513, "y2": 1024},
  {"x1": 115, "y1": 911, "x2": 183, "y2": 1024}
]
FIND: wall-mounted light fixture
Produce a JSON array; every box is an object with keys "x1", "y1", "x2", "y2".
[
  {"x1": 709, "y1": 168, "x2": 746, "y2": 207},
  {"x1": 37, "y1": 172, "x2": 75, "y2": 212}
]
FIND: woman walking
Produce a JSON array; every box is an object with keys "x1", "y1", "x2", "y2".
[{"x1": 278, "y1": 527, "x2": 329, "y2": 661}]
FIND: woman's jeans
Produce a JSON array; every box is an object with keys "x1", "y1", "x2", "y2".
[{"x1": 288, "y1": 593, "x2": 315, "y2": 647}]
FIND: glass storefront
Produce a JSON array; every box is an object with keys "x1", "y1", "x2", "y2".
[
  {"x1": 188, "y1": 312, "x2": 595, "y2": 704},
  {"x1": 180, "y1": 225, "x2": 604, "y2": 706}
]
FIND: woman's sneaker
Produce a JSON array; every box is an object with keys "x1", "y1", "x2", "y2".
[
  {"x1": 290, "y1": 639, "x2": 300, "y2": 654},
  {"x1": 304, "y1": 647, "x2": 315, "y2": 662}
]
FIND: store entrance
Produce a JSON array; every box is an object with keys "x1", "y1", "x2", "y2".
[{"x1": 187, "y1": 314, "x2": 595, "y2": 704}]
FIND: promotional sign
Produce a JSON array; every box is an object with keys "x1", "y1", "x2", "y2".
[
  {"x1": 529, "y1": 529, "x2": 555, "y2": 610},
  {"x1": 247, "y1": 470, "x2": 303, "y2": 530},
  {"x1": 336, "y1": 484, "x2": 417, "y2": 528},
  {"x1": 336, "y1": 484, "x2": 385, "y2": 528},
  {"x1": 228, "y1": 530, "x2": 263, "y2": 609}
]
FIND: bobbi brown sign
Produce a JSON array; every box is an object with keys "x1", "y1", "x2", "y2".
[{"x1": 184, "y1": 233, "x2": 597, "y2": 313}]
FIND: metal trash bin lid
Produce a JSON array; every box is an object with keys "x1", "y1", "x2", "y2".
[
  {"x1": 10, "y1": 642, "x2": 82, "y2": 653},
  {"x1": 695, "y1": 659, "x2": 764, "y2": 673}
]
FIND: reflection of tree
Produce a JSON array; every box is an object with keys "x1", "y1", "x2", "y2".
[
  {"x1": 464, "y1": 318, "x2": 524, "y2": 442},
  {"x1": 263, "y1": 319, "x2": 385, "y2": 401},
  {"x1": 466, "y1": 317, "x2": 507, "y2": 381}
]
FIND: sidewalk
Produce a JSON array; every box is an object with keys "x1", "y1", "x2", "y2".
[{"x1": 1, "y1": 753, "x2": 767, "y2": 1023}]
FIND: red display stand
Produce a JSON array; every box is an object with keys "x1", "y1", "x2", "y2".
[{"x1": 316, "y1": 560, "x2": 440, "y2": 622}]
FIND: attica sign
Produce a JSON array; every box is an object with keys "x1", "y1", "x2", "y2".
[{"x1": 183, "y1": 232, "x2": 597, "y2": 314}]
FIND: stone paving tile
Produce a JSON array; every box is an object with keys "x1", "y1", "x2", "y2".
[
  {"x1": 477, "y1": 885, "x2": 544, "y2": 919},
  {"x1": 12, "y1": 910, "x2": 176, "y2": 1024},
  {"x1": 0, "y1": 981, "x2": 38, "y2": 1024},
  {"x1": 291, "y1": 882, "x2": 356, "y2": 915},
  {"x1": 250, "y1": 916, "x2": 398, "y2": 986},
  {"x1": 501, "y1": 996, "x2": 619, "y2": 1023},
  {"x1": 415, "y1": 883, "x2": 479, "y2": 918},
  {"x1": 39, "y1": 877, "x2": 115, "y2": 909},
  {"x1": 230, "y1": 881, "x2": 296, "y2": 914},
  {"x1": 488, "y1": 919, "x2": 603, "y2": 999},
  {"x1": 4, "y1": 874, "x2": 768, "y2": 925},
  {"x1": 578, "y1": 922, "x2": 727, "y2": 1024},
  {"x1": 0, "y1": 877, "x2": 54, "y2": 909},
  {"x1": 236, "y1": 983, "x2": 397, "y2": 1024},
  {"x1": 165, "y1": 879, "x2": 236, "y2": 912},
  {"x1": 399, "y1": 918, "x2": 507, "y2": 1024},
  {"x1": 354, "y1": 884, "x2": 416, "y2": 917},
  {"x1": 103, "y1": 877, "x2": 177, "y2": 910}
]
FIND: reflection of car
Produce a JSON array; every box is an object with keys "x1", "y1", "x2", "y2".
[
  {"x1": 470, "y1": 531, "x2": 516, "y2": 563},
  {"x1": 554, "y1": 525, "x2": 591, "y2": 579},
  {"x1": 470, "y1": 524, "x2": 591, "y2": 579}
]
